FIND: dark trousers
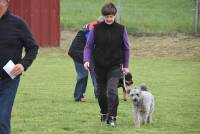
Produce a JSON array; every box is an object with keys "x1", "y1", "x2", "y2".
[
  {"x1": 73, "y1": 60, "x2": 97, "y2": 100},
  {"x1": 0, "y1": 78, "x2": 20, "y2": 134},
  {"x1": 95, "y1": 66, "x2": 121, "y2": 117}
]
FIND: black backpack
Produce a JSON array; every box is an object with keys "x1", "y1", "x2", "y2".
[{"x1": 68, "y1": 30, "x2": 88, "y2": 63}]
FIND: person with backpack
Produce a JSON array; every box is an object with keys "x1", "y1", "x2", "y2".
[
  {"x1": 68, "y1": 20, "x2": 98, "y2": 102},
  {"x1": 84, "y1": 2, "x2": 130, "y2": 127}
]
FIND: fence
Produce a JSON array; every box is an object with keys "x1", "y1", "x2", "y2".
[{"x1": 194, "y1": 0, "x2": 200, "y2": 33}]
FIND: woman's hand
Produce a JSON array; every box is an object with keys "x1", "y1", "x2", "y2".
[
  {"x1": 122, "y1": 68, "x2": 129, "y2": 75},
  {"x1": 84, "y1": 61, "x2": 90, "y2": 70}
]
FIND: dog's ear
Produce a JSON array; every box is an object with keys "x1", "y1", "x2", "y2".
[
  {"x1": 126, "y1": 88, "x2": 131, "y2": 94},
  {"x1": 140, "y1": 83, "x2": 148, "y2": 91},
  {"x1": 125, "y1": 72, "x2": 134, "y2": 85},
  {"x1": 127, "y1": 72, "x2": 133, "y2": 79}
]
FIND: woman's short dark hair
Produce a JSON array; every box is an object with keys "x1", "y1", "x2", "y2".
[{"x1": 101, "y1": 2, "x2": 117, "y2": 16}]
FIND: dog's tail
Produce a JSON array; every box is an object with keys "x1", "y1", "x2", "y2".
[{"x1": 140, "y1": 84, "x2": 148, "y2": 91}]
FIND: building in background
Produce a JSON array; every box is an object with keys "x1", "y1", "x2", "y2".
[{"x1": 9, "y1": 0, "x2": 60, "y2": 47}]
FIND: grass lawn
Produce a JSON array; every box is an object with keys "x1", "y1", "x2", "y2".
[
  {"x1": 11, "y1": 47, "x2": 200, "y2": 134},
  {"x1": 61, "y1": 0, "x2": 196, "y2": 33}
]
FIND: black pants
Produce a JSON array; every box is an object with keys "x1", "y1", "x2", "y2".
[{"x1": 95, "y1": 66, "x2": 121, "y2": 117}]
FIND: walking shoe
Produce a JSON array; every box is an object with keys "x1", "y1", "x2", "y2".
[
  {"x1": 75, "y1": 96, "x2": 86, "y2": 102},
  {"x1": 107, "y1": 116, "x2": 116, "y2": 128},
  {"x1": 80, "y1": 96, "x2": 86, "y2": 102},
  {"x1": 100, "y1": 114, "x2": 107, "y2": 122}
]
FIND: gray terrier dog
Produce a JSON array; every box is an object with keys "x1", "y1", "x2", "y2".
[{"x1": 127, "y1": 85, "x2": 154, "y2": 128}]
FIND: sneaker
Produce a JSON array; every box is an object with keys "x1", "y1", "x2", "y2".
[
  {"x1": 80, "y1": 96, "x2": 86, "y2": 102},
  {"x1": 107, "y1": 116, "x2": 116, "y2": 128},
  {"x1": 100, "y1": 114, "x2": 107, "y2": 122},
  {"x1": 75, "y1": 96, "x2": 86, "y2": 102}
]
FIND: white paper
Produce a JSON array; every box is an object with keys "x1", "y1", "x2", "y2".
[{"x1": 3, "y1": 60, "x2": 16, "y2": 79}]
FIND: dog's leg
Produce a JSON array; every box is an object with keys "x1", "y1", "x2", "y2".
[
  {"x1": 122, "y1": 87, "x2": 128, "y2": 101},
  {"x1": 143, "y1": 112, "x2": 148, "y2": 125},
  {"x1": 143, "y1": 104, "x2": 151, "y2": 125},
  {"x1": 140, "y1": 112, "x2": 145, "y2": 125},
  {"x1": 147, "y1": 99, "x2": 154, "y2": 124},
  {"x1": 147, "y1": 114, "x2": 152, "y2": 124},
  {"x1": 147, "y1": 105, "x2": 154, "y2": 124},
  {"x1": 134, "y1": 107, "x2": 140, "y2": 128}
]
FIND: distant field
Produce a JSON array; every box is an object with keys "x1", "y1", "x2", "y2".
[{"x1": 61, "y1": 0, "x2": 197, "y2": 33}]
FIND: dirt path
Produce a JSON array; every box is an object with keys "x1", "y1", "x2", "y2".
[{"x1": 61, "y1": 30, "x2": 200, "y2": 60}]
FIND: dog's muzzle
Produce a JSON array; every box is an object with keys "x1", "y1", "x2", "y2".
[{"x1": 133, "y1": 98, "x2": 138, "y2": 102}]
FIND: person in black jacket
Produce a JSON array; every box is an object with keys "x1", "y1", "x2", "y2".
[
  {"x1": 68, "y1": 21, "x2": 98, "y2": 102},
  {"x1": 84, "y1": 2, "x2": 130, "y2": 127},
  {"x1": 0, "y1": 0, "x2": 38, "y2": 133}
]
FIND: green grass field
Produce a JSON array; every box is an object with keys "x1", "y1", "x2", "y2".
[
  {"x1": 61, "y1": 0, "x2": 197, "y2": 33},
  {"x1": 11, "y1": 47, "x2": 200, "y2": 134}
]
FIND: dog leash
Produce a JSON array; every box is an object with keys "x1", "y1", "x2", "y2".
[{"x1": 121, "y1": 64, "x2": 128, "y2": 91}]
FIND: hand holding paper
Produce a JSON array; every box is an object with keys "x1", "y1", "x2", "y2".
[
  {"x1": 10, "y1": 64, "x2": 24, "y2": 77},
  {"x1": 3, "y1": 60, "x2": 16, "y2": 79},
  {"x1": 3, "y1": 60, "x2": 24, "y2": 79}
]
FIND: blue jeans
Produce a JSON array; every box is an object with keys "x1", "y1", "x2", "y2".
[
  {"x1": 73, "y1": 61, "x2": 97, "y2": 100},
  {"x1": 0, "y1": 78, "x2": 20, "y2": 134}
]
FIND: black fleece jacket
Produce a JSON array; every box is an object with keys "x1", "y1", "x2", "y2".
[{"x1": 0, "y1": 10, "x2": 38, "y2": 79}]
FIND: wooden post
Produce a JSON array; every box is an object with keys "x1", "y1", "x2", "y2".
[
  {"x1": 194, "y1": 0, "x2": 199, "y2": 33},
  {"x1": 116, "y1": 0, "x2": 120, "y2": 23}
]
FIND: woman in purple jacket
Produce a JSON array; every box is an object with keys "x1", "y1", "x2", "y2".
[{"x1": 84, "y1": 2, "x2": 130, "y2": 127}]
